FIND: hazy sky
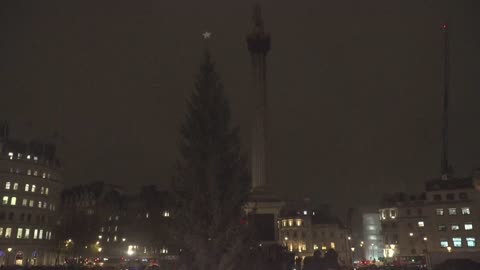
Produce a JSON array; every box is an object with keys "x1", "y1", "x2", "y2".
[{"x1": 1, "y1": 0, "x2": 479, "y2": 211}]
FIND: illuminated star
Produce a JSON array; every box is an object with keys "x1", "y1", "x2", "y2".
[{"x1": 202, "y1": 31, "x2": 212, "y2": 39}]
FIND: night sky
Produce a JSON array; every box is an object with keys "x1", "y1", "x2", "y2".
[{"x1": 1, "y1": 1, "x2": 479, "y2": 211}]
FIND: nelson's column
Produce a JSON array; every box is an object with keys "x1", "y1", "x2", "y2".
[{"x1": 245, "y1": 4, "x2": 284, "y2": 244}]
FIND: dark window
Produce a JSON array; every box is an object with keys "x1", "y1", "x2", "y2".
[
  {"x1": 446, "y1": 193, "x2": 455, "y2": 200},
  {"x1": 0, "y1": 212, "x2": 5, "y2": 220},
  {"x1": 330, "y1": 232, "x2": 335, "y2": 237},
  {"x1": 313, "y1": 232, "x2": 317, "y2": 238},
  {"x1": 321, "y1": 231, "x2": 325, "y2": 237},
  {"x1": 36, "y1": 215, "x2": 40, "y2": 223},
  {"x1": 406, "y1": 209, "x2": 411, "y2": 215},
  {"x1": 301, "y1": 231, "x2": 306, "y2": 238},
  {"x1": 438, "y1": 224, "x2": 447, "y2": 231},
  {"x1": 407, "y1": 223, "x2": 413, "y2": 228},
  {"x1": 411, "y1": 249, "x2": 416, "y2": 255},
  {"x1": 41, "y1": 215, "x2": 45, "y2": 223},
  {"x1": 434, "y1": 194, "x2": 442, "y2": 201},
  {"x1": 293, "y1": 231, "x2": 297, "y2": 238},
  {"x1": 417, "y1": 209, "x2": 423, "y2": 215},
  {"x1": 27, "y1": 213, "x2": 32, "y2": 222},
  {"x1": 20, "y1": 213, "x2": 25, "y2": 221},
  {"x1": 8, "y1": 212, "x2": 14, "y2": 220},
  {"x1": 393, "y1": 234, "x2": 399, "y2": 243},
  {"x1": 459, "y1": 192, "x2": 468, "y2": 200},
  {"x1": 392, "y1": 222, "x2": 397, "y2": 228}
]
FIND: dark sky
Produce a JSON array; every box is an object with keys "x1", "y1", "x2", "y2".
[{"x1": 1, "y1": 1, "x2": 479, "y2": 211}]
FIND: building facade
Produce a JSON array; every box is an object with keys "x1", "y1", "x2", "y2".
[
  {"x1": 0, "y1": 126, "x2": 64, "y2": 266},
  {"x1": 379, "y1": 172, "x2": 480, "y2": 266},
  {"x1": 362, "y1": 213, "x2": 384, "y2": 261},
  {"x1": 278, "y1": 201, "x2": 352, "y2": 266}
]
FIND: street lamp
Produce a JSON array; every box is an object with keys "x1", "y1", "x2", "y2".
[
  {"x1": 447, "y1": 246, "x2": 452, "y2": 253},
  {"x1": 97, "y1": 247, "x2": 102, "y2": 252},
  {"x1": 6, "y1": 248, "x2": 12, "y2": 265}
]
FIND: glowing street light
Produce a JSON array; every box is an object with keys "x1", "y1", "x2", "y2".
[
  {"x1": 423, "y1": 237, "x2": 428, "y2": 241},
  {"x1": 7, "y1": 248, "x2": 12, "y2": 252},
  {"x1": 284, "y1": 237, "x2": 288, "y2": 241},
  {"x1": 409, "y1": 233, "x2": 414, "y2": 237},
  {"x1": 97, "y1": 247, "x2": 102, "y2": 252},
  {"x1": 447, "y1": 246, "x2": 452, "y2": 253},
  {"x1": 347, "y1": 236, "x2": 351, "y2": 240},
  {"x1": 122, "y1": 238, "x2": 126, "y2": 242},
  {"x1": 351, "y1": 247, "x2": 355, "y2": 252}
]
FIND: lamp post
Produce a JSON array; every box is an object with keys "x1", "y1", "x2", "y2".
[{"x1": 6, "y1": 248, "x2": 12, "y2": 265}]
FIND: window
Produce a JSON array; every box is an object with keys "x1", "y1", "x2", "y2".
[
  {"x1": 440, "y1": 239, "x2": 448, "y2": 247},
  {"x1": 10, "y1": 197, "x2": 16, "y2": 206},
  {"x1": 17, "y1": 228, "x2": 23, "y2": 239},
  {"x1": 390, "y1": 209, "x2": 397, "y2": 219},
  {"x1": 100, "y1": 226, "x2": 104, "y2": 232},
  {"x1": 5, "y1": 228, "x2": 12, "y2": 238},
  {"x1": 446, "y1": 193, "x2": 455, "y2": 200},
  {"x1": 451, "y1": 224, "x2": 460, "y2": 231},
  {"x1": 466, "y1": 237, "x2": 476, "y2": 247},
  {"x1": 115, "y1": 226, "x2": 118, "y2": 232},
  {"x1": 163, "y1": 211, "x2": 170, "y2": 217},
  {"x1": 436, "y1": 208, "x2": 444, "y2": 216},
  {"x1": 33, "y1": 171, "x2": 38, "y2": 176},
  {"x1": 25, "y1": 184, "x2": 30, "y2": 192},
  {"x1": 114, "y1": 235, "x2": 117, "y2": 242},
  {"x1": 452, "y1": 237, "x2": 462, "y2": 247},
  {"x1": 8, "y1": 152, "x2": 13, "y2": 159},
  {"x1": 24, "y1": 228, "x2": 30, "y2": 239},
  {"x1": 39, "y1": 229, "x2": 43, "y2": 239},
  {"x1": 17, "y1": 153, "x2": 22, "y2": 159},
  {"x1": 27, "y1": 214, "x2": 31, "y2": 222},
  {"x1": 2, "y1": 196, "x2": 8, "y2": 205},
  {"x1": 45, "y1": 188, "x2": 49, "y2": 195},
  {"x1": 42, "y1": 172, "x2": 46, "y2": 179},
  {"x1": 13, "y1": 183, "x2": 18, "y2": 190},
  {"x1": 34, "y1": 156, "x2": 38, "y2": 162},
  {"x1": 8, "y1": 212, "x2": 14, "y2": 220},
  {"x1": 417, "y1": 208, "x2": 423, "y2": 215},
  {"x1": 38, "y1": 201, "x2": 42, "y2": 208},
  {"x1": 5, "y1": 181, "x2": 11, "y2": 190},
  {"x1": 40, "y1": 187, "x2": 44, "y2": 194},
  {"x1": 29, "y1": 200, "x2": 34, "y2": 207},
  {"x1": 418, "y1": 221, "x2": 425, "y2": 228},
  {"x1": 465, "y1": 223, "x2": 473, "y2": 231},
  {"x1": 27, "y1": 169, "x2": 32, "y2": 176},
  {"x1": 115, "y1": 215, "x2": 119, "y2": 221},
  {"x1": 438, "y1": 225, "x2": 447, "y2": 231},
  {"x1": 0, "y1": 227, "x2": 3, "y2": 237},
  {"x1": 433, "y1": 194, "x2": 442, "y2": 201},
  {"x1": 459, "y1": 192, "x2": 468, "y2": 200},
  {"x1": 406, "y1": 209, "x2": 411, "y2": 216},
  {"x1": 31, "y1": 185, "x2": 36, "y2": 192},
  {"x1": 330, "y1": 242, "x2": 335, "y2": 249},
  {"x1": 448, "y1": 208, "x2": 457, "y2": 215},
  {"x1": 296, "y1": 219, "x2": 302, "y2": 226},
  {"x1": 43, "y1": 202, "x2": 47, "y2": 209},
  {"x1": 461, "y1": 207, "x2": 471, "y2": 215},
  {"x1": 33, "y1": 229, "x2": 38, "y2": 239},
  {"x1": 22, "y1": 199, "x2": 27, "y2": 206}
]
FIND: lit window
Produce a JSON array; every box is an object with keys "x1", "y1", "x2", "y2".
[
  {"x1": 461, "y1": 207, "x2": 471, "y2": 215},
  {"x1": 380, "y1": 210, "x2": 386, "y2": 220},
  {"x1": 108, "y1": 216, "x2": 112, "y2": 221},
  {"x1": 369, "y1": 235, "x2": 377, "y2": 240},
  {"x1": 31, "y1": 185, "x2": 36, "y2": 192},
  {"x1": 42, "y1": 172, "x2": 46, "y2": 179},
  {"x1": 40, "y1": 187, "x2": 44, "y2": 194},
  {"x1": 451, "y1": 224, "x2": 460, "y2": 231},
  {"x1": 13, "y1": 183, "x2": 18, "y2": 190},
  {"x1": 39, "y1": 229, "x2": 43, "y2": 240},
  {"x1": 330, "y1": 242, "x2": 335, "y2": 249},
  {"x1": 10, "y1": 197, "x2": 16, "y2": 206},
  {"x1": 465, "y1": 223, "x2": 473, "y2": 231},
  {"x1": 22, "y1": 199, "x2": 27, "y2": 206},
  {"x1": 27, "y1": 169, "x2": 32, "y2": 176},
  {"x1": 8, "y1": 152, "x2": 13, "y2": 159},
  {"x1": 27, "y1": 155, "x2": 31, "y2": 159},
  {"x1": 288, "y1": 219, "x2": 293, "y2": 226},
  {"x1": 313, "y1": 244, "x2": 319, "y2": 250},
  {"x1": 303, "y1": 210, "x2": 308, "y2": 215},
  {"x1": 33, "y1": 171, "x2": 38, "y2": 176},
  {"x1": 17, "y1": 153, "x2": 22, "y2": 159},
  {"x1": 24, "y1": 228, "x2": 30, "y2": 239},
  {"x1": 5, "y1": 228, "x2": 12, "y2": 238},
  {"x1": 2, "y1": 196, "x2": 8, "y2": 205},
  {"x1": 448, "y1": 208, "x2": 457, "y2": 215},
  {"x1": 296, "y1": 219, "x2": 302, "y2": 226},
  {"x1": 38, "y1": 201, "x2": 42, "y2": 208},
  {"x1": 17, "y1": 228, "x2": 23, "y2": 239},
  {"x1": 146, "y1": 212, "x2": 149, "y2": 218},
  {"x1": 25, "y1": 184, "x2": 30, "y2": 192},
  {"x1": 100, "y1": 227, "x2": 104, "y2": 232},
  {"x1": 107, "y1": 237, "x2": 110, "y2": 242},
  {"x1": 33, "y1": 229, "x2": 38, "y2": 239},
  {"x1": 466, "y1": 237, "x2": 476, "y2": 247},
  {"x1": 115, "y1": 215, "x2": 119, "y2": 220},
  {"x1": 5, "y1": 181, "x2": 11, "y2": 190},
  {"x1": 390, "y1": 209, "x2": 397, "y2": 219},
  {"x1": 29, "y1": 200, "x2": 34, "y2": 207},
  {"x1": 282, "y1": 220, "x2": 287, "y2": 227},
  {"x1": 440, "y1": 239, "x2": 448, "y2": 247},
  {"x1": 418, "y1": 221, "x2": 425, "y2": 228},
  {"x1": 43, "y1": 202, "x2": 47, "y2": 208},
  {"x1": 163, "y1": 211, "x2": 170, "y2": 217},
  {"x1": 114, "y1": 235, "x2": 117, "y2": 242},
  {"x1": 0, "y1": 228, "x2": 2, "y2": 237},
  {"x1": 45, "y1": 188, "x2": 49, "y2": 195},
  {"x1": 33, "y1": 156, "x2": 38, "y2": 162},
  {"x1": 114, "y1": 226, "x2": 118, "y2": 232},
  {"x1": 452, "y1": 237, "x2": 462, "y2": 247}
]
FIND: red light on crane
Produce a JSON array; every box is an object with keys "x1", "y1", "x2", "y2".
[{"x1": 442, "y1": 24, "x2": 448, "y2": 30}]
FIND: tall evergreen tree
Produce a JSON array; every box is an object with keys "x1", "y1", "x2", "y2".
[{"x1": 172, "y1": 51, "x2": 251, "y2": 270}]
